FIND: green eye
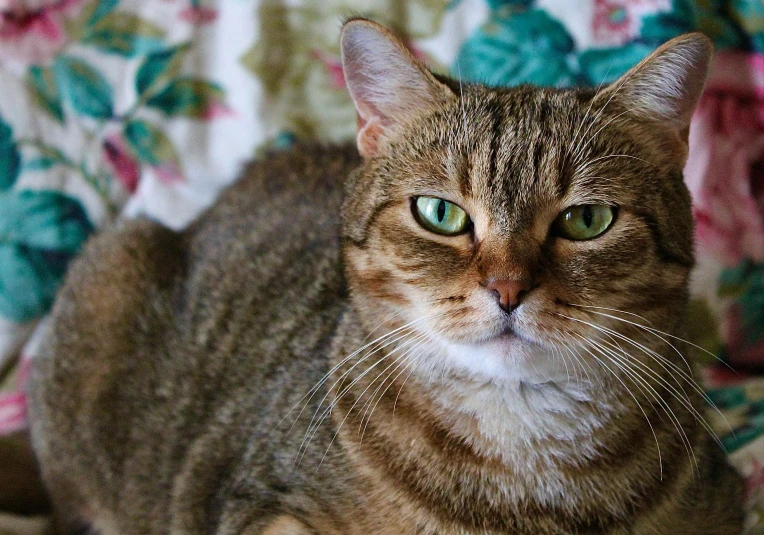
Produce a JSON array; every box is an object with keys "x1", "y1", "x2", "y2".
[
  {"x1": 556, "y1": 205, "x2": 615, "y2": 240},
  {"x1": 414, "y1": 197, "x2": 470, "y2": 236}
]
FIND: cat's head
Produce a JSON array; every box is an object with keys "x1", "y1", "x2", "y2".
[{"x1": 339, "y1": 19, "x2": 711, "y2": 386}]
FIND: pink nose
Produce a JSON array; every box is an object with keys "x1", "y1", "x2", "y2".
[{"x1": 485, "y1": 278, "x2": 532, "y2": 312}]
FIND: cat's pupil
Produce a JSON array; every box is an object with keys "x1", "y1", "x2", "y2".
[
  {"x1": 437, "y1": 200, "x2": 446, "y2": 222},
  {"x1": 583, "y1": 206, "x2": 593, "y2": 228}
]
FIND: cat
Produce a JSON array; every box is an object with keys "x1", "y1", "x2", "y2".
[{"x1": 27, "y1": 18, "x2": 743, "y2": 535}]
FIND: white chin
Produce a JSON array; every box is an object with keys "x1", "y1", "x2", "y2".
[{"x1": 438, "y1": 335, "x2": 567, "y2": 384}]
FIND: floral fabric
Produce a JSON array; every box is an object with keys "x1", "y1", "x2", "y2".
[{"x1": 0, "y1": 0, "x2": 262, "y2": 434}]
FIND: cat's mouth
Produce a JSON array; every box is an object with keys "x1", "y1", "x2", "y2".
[
  {"x1": 437, "y1": 324, "x2": 561, "y2": 383},
  {"x1": 491, "y1": 330, "x2": 523, "y2": 343},
  {"x1": 473, "y1": 323, "x2": 541, "y2": 351}
]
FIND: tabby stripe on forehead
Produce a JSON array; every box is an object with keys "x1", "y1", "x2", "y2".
[
  {"x1": 556, "y1": 151, "x2": 571, "y2": 199},
  {"x1": 532, "y1": 140, "x2": 544, "y2": 180},
  {"x1": 630, "y1": 209, "x2": 693, "y2": 268},
  {"x1": 457, "y1": 149, "x2": 472, "y2": 197},
  {"x1": 487, "y1": 100, "x2": 503, "y2": 190}
]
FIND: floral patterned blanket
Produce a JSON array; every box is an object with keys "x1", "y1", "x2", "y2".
[{"x1": 0, "y1": 0, "x2": 763, "y2": 531}]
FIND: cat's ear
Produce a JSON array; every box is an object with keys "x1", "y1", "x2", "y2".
[
  {"x1": 340, "y1": 18, "x2": 454, "y2": 158},
  {"x1": 595, "y1": 33, "x2": 712, "y2": 139}
]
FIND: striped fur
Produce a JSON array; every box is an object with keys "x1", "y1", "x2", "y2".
[{"x1": 28, "y1": 20, "x2": 742, "y2": 535}]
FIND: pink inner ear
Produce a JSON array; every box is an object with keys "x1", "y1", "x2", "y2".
[
  {"x1": 354, "y1": 96, "x2": 389, "y2": 158},
  {"x1": 356, "y1": 115, "x2": 384, "y2": 159}
]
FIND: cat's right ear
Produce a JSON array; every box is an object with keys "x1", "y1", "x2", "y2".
[
  {"x1": 340, "y1": 18, "x2": 454, "y2": 159},
  {"x1": 594, "y1": 32, "x2": 713, "y2": 142}
]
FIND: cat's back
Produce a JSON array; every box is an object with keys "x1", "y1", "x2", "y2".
[{"x1": 28, "y1": 144, "x2": 360, "y2": 534}]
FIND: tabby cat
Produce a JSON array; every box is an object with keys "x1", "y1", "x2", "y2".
[{"x1": 28, "y1": 18, "x2": 743, "y2": 535}]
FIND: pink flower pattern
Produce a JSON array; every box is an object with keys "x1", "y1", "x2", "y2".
[
  {"x1": 0, "y1": 0, "x2": 85, "y2": 66},
  {"x1": 592, "y1": 0, "x2": 671, "y2": 47},
  {"x1": 103, "y1": 133, "x2": 141, "y2": 193},
  {"x1": 685, "y1": 52, "x2": 764, "y2": 267},
  {"x1": 0, "y1": 356, "x2": 30, "y2": 434},
  {"x1": 179, "y1": 4, "x2": 216, "y2": 25}
]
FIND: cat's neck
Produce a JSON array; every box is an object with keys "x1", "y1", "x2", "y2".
[
  {"x1": 414, "y1": 371, "x2": 622, "y2": 464},
  {"x1": 328, "y1": 310, "x2": 690, "y2": 532}
]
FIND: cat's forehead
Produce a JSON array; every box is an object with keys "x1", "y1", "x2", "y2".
[{"x1": 440, "y1": 87, "x2": 597, "y2": 229}]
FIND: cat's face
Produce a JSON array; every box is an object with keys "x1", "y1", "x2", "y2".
[{"x1": 340, "y1": 20, "x2": 710, "y2": 386}]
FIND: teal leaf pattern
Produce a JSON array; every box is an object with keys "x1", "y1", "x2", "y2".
[
  {"x1": 85, "y1": 0, "x2": 119, "y2": 27},
  {"x1": 454, "y1": 9, "x2": 576, "y2": 88},
  {"x1": 730, "y1": 0, "x2": 764, "y2": 52},
  {"x1": 578, "y1": 42, "x2": 654, "y2": 85},
  {"x1": 720, "y1": 260, "x2": 764, "y2": 345},
  {"x1": 24, "y1": 157, "x2": 61, "y2": 172},
  {"x1": 454, "y1": 0, "x2": 752, "y2": 91},
  {"x1": 0, "y1": 190, "x2": 93, "y2": 322},
  {"x1": 640, "y1": 0, "x2": 697, "y2": 44},
  {"x1": 53, "y1": 56, "x2": 114, "y2": 119},
  {"x1": 146, "y1": 77, "x2": 227, "y2": 118},
  {"x1": 135, "y1": 44, "x2": 190, "y2": 97},
  {"x1": 27, "y1": 66, "x2": 65, "y2": 124},
  {"x1": 0, "y1": 116, "x2": 20, "y2": 192},
  {"x1": 123, "y1": 119, "x2": 182, "y2": 178},
  {"x1": 22, "y1": 146, "x2": 68, "y2": 172},
  {"x1": 83, "y1": 13, "x2": 165, "y2": 57},
  {"x1": 0, "y1": 247, "x2": 65, "y2": 324},
  {"x1": 23, "y1": 143, "x2": 71, "y2": 175},
  {"x1": 698, "y1": 5, "x2": 747, "y2": 49}
]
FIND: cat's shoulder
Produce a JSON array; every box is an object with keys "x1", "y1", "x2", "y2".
[{"x1": 234, "y1": 142, "x2": 360, "y2": 196}]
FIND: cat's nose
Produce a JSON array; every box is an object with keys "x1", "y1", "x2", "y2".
[{"x1": 485, "y1": 278, "x2": 532, "y2": 313}]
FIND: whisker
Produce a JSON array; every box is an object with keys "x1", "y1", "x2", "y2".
[
  {"x1": 575, "y1": 109, "x2": 638, "y2": 172},
  {"x1": 572, "y1": 58, "x2": 651, "y2": 162},
  {"x1": 583, "y1": 153, "x2": 651, "y2": 167},
  {"x1": 356, "y1": 331, "x2": 431, "y2": 434},
  {"x1": 297, "y1": 328, "x2": 425, "y2": 464},
  {"x1": 569, "y1": 305, "x2": 736, "y2": 372},
  {"x1": 571, "y1": 334, "x2": 664, "y2": 478},
  {"x1": 553, "y1": 336, "x2": 572, "y2": 383},
  {"x1": 577, "y1": 334, "x2": 696, "y2": 475},
  {"x1": 395, "y1": 346, "x2": 445, "y2": 417},
  {"x1": 293, "y1": 312, "x2": 448, "y2": 464},
  {"x1": 557, "y1": 335, "x2": 598, "y2": 386},
  {"x1": 454, "y1": 58, "x2": 470, "y2": 154},
  {"x1": 596, "y1": 335, "x2": 709, "y2": 460},
  {"x1": 573, "y1": 308, "x2": 736, "y2": 438},
  {"x1": 562, "y1": 314, "x2": 727, "y2": 454},
  {"x1": 319, "y1": 333, "x2": 436, "y2": 471},
  {"x1": 275, "y1": 311, "x2": 437, "y2": 438},
  {"x1": 359, "y1": 333, "x2": 434, "y2": 444},
  {"x1": 567, "y1": 303, "x2": 654, "y2": 326},
  {"x1": 567, "y1": 64, "x2": 613, "y2": 168}
]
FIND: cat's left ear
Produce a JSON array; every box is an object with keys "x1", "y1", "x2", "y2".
[
  {"x1": 340, "y1": 18, "x2": 455, "y2": 158},
  {"x1": 595, "y1": 32, "x2": 712, "y2": 141}
]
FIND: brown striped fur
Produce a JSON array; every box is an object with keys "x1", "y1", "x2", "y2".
[{"x1": 28, "y1": 19, "x2": 742, "y2": 535}]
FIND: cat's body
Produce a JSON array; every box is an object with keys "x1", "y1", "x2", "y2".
[{"x1": 29, "y1": 20, "x2": 743, "y2": 535}]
